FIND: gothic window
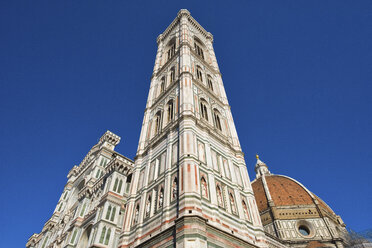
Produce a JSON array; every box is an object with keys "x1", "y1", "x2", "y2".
[
  {"x1": 213, "y1": 109, "x2": 222, "y2": 131},
  {"x1": 200, "y1": 99, "x2": 209, "y2": 121},
  {"x1": 170, "y1": 67, "x2": 175, "y2": 83},
  {"x1": 167, "y1": 42, "x2": 176, "y2": 60},
  {"x1": 113, "y1": 178, "x2": 119, "y2": 192},
  {"x1": 207, "y1": 75, "x2": 213, "y2": 92},
  {"x1": 216, "y1": 185, "x2": 223, "y2": 207},
  {"x1": 104, "y1": 228, "x2": 111, "y2": 245},
  {"x1": 145, "y1": 194, "x2": 152, "y2": 218},
  {"x1": 201, "y1": 177, "x2": 208, "y2": 199},
  {"x1": 95, "y1": 169, "x2": 101, "y2": 178},
  {"x1": 63, "y1": 191, "x2": 68, "y2": 200},
  {"x1": 99, "y1": 227, "x2": 111, "y2": 245},
  {"x1": 70, "y1": 229, "x2": 78, "y2": 244},
  {"x1": 194, "y1": 42, "x2": 204, "y2": 59},
  {"x1": 79, "y1": 203, "x2": 86, "y2": 216},
  {"x1": 100, "y1": 157, "x2": 108, "y2": 167},
  {"x1": 172, "y1": 176, "x2": 178, "y2": 201},
  {"x1": 160, "y1": 77, "x2": 166, "y2": 94},
  {"x1": 167, "y1": 100, "x2": 174, "y2": 123},
  {"x1": 105, "y1": 205, "x2": 112, "y2": 220},
  {"x1": 58, "y1": 202, "x2": 63, "y2": 212},
  {"x1": 117, "y1": 179, "x2": 123, "y2": 193},
  {"x1": 99, "y1": 227, "x2": 106, "y2": 244},
  {"x1": 133, "y1": 204, "x2": 139, "y2": 225},
  {"x1": 41, "y1": 236, "x2": 49, "y2": 248},
  {"x1": 158, "y1": 187, "x2": 164, "y2": 209},
  {"x1": 154, "y1": 111, "x2": 162, "y2": 135},
  {"x1": 110, "y1": 207, "x2": 116, "y2": 221},
  {"x1": 196, "y1": 66, "x2": 203, "y2": 82},
  {"x1": 242, "y1": 200, "x2": 250, "y2": 221},
  {"x1": 125, "y1": 174, "x2": 132, "y2": 193},
  {"x1": 229, "y1": 192, "x2": 237, "y2": 214}
]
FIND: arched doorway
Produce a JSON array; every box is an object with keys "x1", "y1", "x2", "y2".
[{"x1": 77, "y1": 225, "x2": 92, "y2": 248}]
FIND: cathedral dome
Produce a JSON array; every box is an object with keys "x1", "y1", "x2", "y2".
[
  {"x1": 251, "y1": 156, "x2": 347, "y2": 248},
  {"x1": 252, "y1": 174, "x2": 335, "y2": 217}
]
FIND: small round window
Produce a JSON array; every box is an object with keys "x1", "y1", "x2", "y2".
[{"x1": 298, "y1": 225, "x2": 310, "y2": 236}]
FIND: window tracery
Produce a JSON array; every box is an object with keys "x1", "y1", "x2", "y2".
[
  {"x1": 196, "y1": 66, "x2": 203, "y2": 82},
  {"x1": 194, "y1": 42, "x2": 204, "y2": 59},
  {"x1": 200, "y1": 99, "x2": 209, "y2": 121},
  {"x1": 167, "y1": 100, "x2": 174, "y2": 123},
  {"x1": 213, "y1": 109, "x2": 222, "y2": 131},
  {"x1": 207, "y1": 75, "x2": 213, "y2": 92}
]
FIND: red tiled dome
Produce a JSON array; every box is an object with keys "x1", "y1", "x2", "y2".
[{"x1": 252, "y1": 175, "x2": 334, "y2": 216}]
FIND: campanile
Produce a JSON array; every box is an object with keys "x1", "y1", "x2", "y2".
[{"x1": 119, "y1": 9, "x2": 267, "y2": 248}]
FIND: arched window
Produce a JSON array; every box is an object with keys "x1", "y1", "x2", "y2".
[
  {"x1": 200, "y1": 99, "x2": 209, "y2": 121},
  {"x1": 242, "y1": 200, "x2": 250, "y2": 221},
  {"x1": 229, "y1": 193, "x2": 237, "y2": 214},
  {"x1": 216, "y1": 185, "x2": 223, "y2": 207},
  {"x1": 160, "y1": 77, "x2": 166, "y2": 94},
  {"x1": 105, "y1": 205, "x2": 112, "y2": 220},
  {"x1": 158, "y1": 187, "x2": 164, "y2": 209},
  {"x1": 70, "y1": 229, "x2": 78, "y2": 244},
  {"x1": 110, "y1": 207, "x2": 116, "y2": 221},
  {"x1": 194, "y1": 41, "x2": 204, "y2": 59},
  {"x1": 99, "y1": 227, "x2": 106, "y2": 244},
  {"x1": 167, "y1": 42, "x2": 176, "y2": 60},
  {"x1": 117, "y1": 179, "x2": 123, "y2": 194},
  {"x1": 213, "y1": 109, "x2": 222, "y2": 131},
  {"x1": 104, "y1": 228, "x2": 111, "y2": 245},
  {"x1": 41, "y1": 236, "x2": 49, "y2": 248},
  {"x1": 172, "y1": 176, "x2": 178, "y2": 201},
  {"x1": 196, "y1": 66, "x2": 203, "y2": 82},
  {"x1": 95, "y1": 169, "x2": 101, "y2": 178},
  {"x1": 167, "y1": 100, "x2": 174, "y2": 123},
  {"x1": 58, "y1": 202, "x2": 63, "y2": 212},
  {"x1": 133, "y1": 204, "x2": 139, "y2": 225},
  {"x1": 154, "y1": 111, "x2": 162, "y2": 135},
  {"x1": 125, "y1": 174, "x2": 132, "y2": 193},
  {"x1": 145, "y1": 195, "x2": 152, "y2": 217},
  {"x1": 207, "y1": 76, "x2": 213, "y2": 92},
  {"x1": 170, "y1": 67, "x2": 175, "y2": 83},
  {"x1": 80, "y1": 203, "x2": 86, "y2": 216},
  {"x1": 113, "y1": 178, "x2": 119, "y2": 192},
  {"x1": 201, "y1": 177, "x2": 208, "y2": 198},
  {"x1": 63, "y1": 191, "x2": 68, "y2": 200}
]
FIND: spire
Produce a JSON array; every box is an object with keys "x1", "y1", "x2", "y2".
[{"x1": 255, "y1": 154, "x2": 271, "y2": 178}]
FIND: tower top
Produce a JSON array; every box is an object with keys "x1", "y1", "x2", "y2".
[
  {"x1": 99, "y1": 130, "x2": 120, "y2": 150},
  {"x1": 255, "y1": 154, "x2": 271, "y2": 178},
  {"x1": 157, "y1": 9, "x2": 213, "y2": 45}
]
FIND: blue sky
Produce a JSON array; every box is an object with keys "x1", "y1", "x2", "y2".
[{"x1": 0, "y1": 1, "x2": 371, "y2": 247}]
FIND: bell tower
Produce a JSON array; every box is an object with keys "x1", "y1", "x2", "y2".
[{"x1": 119, "y1": 9, "x2": 267, "y2": 248}]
